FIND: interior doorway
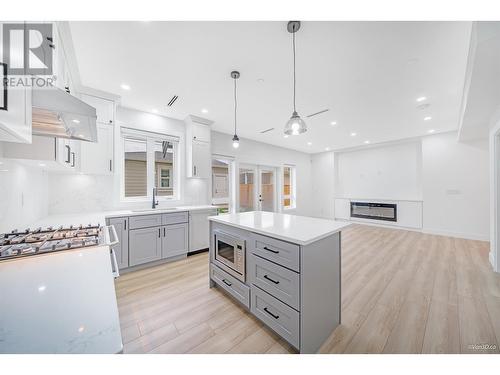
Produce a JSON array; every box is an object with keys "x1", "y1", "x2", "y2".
[{"x1": 211, "y1": 156, "x2": 234, "y2": 214}]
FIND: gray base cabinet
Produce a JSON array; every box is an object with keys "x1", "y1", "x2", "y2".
[
  {"x1": 129, "y1": 226, "x2": 162, "y2": 267},
  {"x1": 107, "y1": 211, "x2": 189, "y2": 270},
  {"x1": 107, "y1": 217, "x2": 129, "y2": 269},
  {"x1": 162, "y1": 223, "x2": 188, "y2": 259},
  {"x1": 209, "y1": 221, "x2": 341, "y2": 354}
]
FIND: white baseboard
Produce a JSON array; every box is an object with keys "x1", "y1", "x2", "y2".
[
  {"x1": 421, "y1": 228, "x2": 490, "y2": 242},
  {"x1": 490, "y1": 251, "x2": 497, "y2": 272}
]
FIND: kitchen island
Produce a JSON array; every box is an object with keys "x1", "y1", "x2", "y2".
[{"x1": 208, "y1": 211, "x2": 350, "y2": 354}]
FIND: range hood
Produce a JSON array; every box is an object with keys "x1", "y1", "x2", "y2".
[{"x1": 32, "y1": 86, "x2": 98, "y2": 142}]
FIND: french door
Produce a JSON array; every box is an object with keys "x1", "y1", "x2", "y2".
[{"x1": 238, "y1": 164, "x2": 277, "y2": 212}]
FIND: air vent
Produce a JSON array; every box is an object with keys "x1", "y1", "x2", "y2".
[
  {"x1": 260, "y1": 127, "x2": 275, "y2": 134},
  {"x1": 306, "y1": 109, "x2": 329, "y2": 118},
  {"x1": 167, "y1": 95, "x2": 179, "y2": 107}
]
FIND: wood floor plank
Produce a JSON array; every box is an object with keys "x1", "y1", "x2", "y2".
[{"x1": 421, "y1": 300, "x2": 460, "y2": 354}]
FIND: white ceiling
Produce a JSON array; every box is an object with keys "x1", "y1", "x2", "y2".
[{"x1": 69, "y1": 21, "x2": 472, "y2": 153}]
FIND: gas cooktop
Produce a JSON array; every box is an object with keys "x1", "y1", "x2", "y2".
[{"x1": 0, "y1": 224, "x2": 113, "y2": 261}]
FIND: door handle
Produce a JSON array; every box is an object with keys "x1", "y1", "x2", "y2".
[
  {"x1": 263, "y1": 246, "x2": 279, "y2": 254},
  {"x1": 263, "y1": 274, "x2": 280, "y2": 284},
  {"x1": 263, "y1": 307, "x2": 279, "y2": 319}
]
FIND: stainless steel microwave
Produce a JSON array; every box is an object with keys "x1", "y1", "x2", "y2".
[{"x1": 213, "y1": 230, "x2": 246, "y2": 282}]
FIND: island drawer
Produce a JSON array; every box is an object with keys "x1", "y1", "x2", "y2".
[
  {"x1": 250, "y1": 285, "x2": 299, "y2": 349},
  {"x1": 250, "y1": 233, "x2": 300, "y2": 272},
  {"x1": 162, "y1": 211, "x2": 188, "y2": 225},
  {"x1": 210, "y1": 263, "x2": 250, "y2": 308},
  {"x1": 248, "y1": 254, "x2": 300, "y2": 311},
  {"x1": 129, "y1": 214, "x2": 162, "y2": 229}
]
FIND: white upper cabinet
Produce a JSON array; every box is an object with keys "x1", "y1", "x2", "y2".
[
  {"x1": 185, "y1": 115, "x2": 212, "y2": 179},
  {"x1": 80, "y1": 123, "x2": 114, "y2": 175},
  {"x1": 191, "y1": 122, "x2": 211, "y2": 143},
  {"x1": 80, "y1": 94, "x2": 114, "y2": 125}
]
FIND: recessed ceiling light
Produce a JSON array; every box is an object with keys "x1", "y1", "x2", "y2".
[
  {"x1": 152, "y1": 109, "x2": 159, "y2": 114},
  {"x1": 201, "y1": 108, "x2": 208, "y2": 114},
  {"x1": 428, "y1": 129, "x2": 435, "y2": 134},
  {"x1": 120, "y1": 83, "x2": 131, "y2": 90},
  {"x1": 72, "y1": 119, "x2": 80, "y2": 124},
  {"x1": 0, "y1": 169, "x2": 8, "y2": 172},
  {"x1": 257, "y1": 78, "x2": 265, "y2": 83},
  {"x1": 416, "y1": 96, "x2": 427, "y2": 102},
  {"x1": 424, "y1": 116, "x2": 432, "y2": 121},
  {"x1": 325, "y1": 147, "x2": 330, "y2": 151},
  {"x1": 350, "y1": 132, "x2": 357, "y2": 137},
  {"x1": 307, "y1": 142, "x2": 312, "y2": 146},
  {"x1": 330, "y1": 121, "x2": 337, "y2": 126},
  {"x1": 284, "y1": 135, "x2": 289, "y2": 138},
  {"x1": 364, "y1": 140, "x2": 370, "y2": 144},
  {"x1": 39, "y1": 163, "x2": 46, "y2": 167}
]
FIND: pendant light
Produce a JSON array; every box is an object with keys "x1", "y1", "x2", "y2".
[
  {"x1": 231, "y1": 70, "x2": 240, "y2": 148},
  {"x1": 284, "y1": 21, "x2": 307, "y2": 136}
]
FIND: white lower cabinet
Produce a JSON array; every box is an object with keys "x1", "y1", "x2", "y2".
[{"x1": 189, "y1": 209, "x2": 217, "y2": 252}]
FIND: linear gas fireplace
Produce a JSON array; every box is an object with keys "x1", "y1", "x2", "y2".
[{"x1": 350, "y1": 202, "x2": 397, "y2": 222}]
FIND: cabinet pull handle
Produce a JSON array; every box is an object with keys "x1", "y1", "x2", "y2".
[
  {"x1": 264, "y1": 274, "x2": 280, "y2": 284},
  {"x1": 222, "y1": 279, "x2": 232, "y2": 287},
  {"x1": 124, "y1": 220, "x2": 126, "y2": 230},
  {"x1": 65, "y1": 145, "x2": 71, "y2": 163},
  {"x1": 71, "y1": 152, "x2": 75, "y2": 167},
  {"x1": 263, "y1": 307, "x2": 279, "y2": 320},
  {"x1": 194, "y1": 165, "x2": 197, "y2": 176},
  {"x1": 158, "y1": 228, "x2": 161, "y2": 238},
  {"x1": 109, "y1": 159, "x2": 112, "y2": 172},
  {"x1": 163, "y1": 227, "x2": 166, "y2": 237},
  {"x1": 263, "y1": 246, "x2": 279, "y2": 254}
]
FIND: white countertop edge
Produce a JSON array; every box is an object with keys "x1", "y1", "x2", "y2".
[{"x1": 208, "y1": 215, "x2": 350, "y2": 246}]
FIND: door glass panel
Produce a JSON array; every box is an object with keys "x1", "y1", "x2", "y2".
[
  {"x1": 239, "y1": 168, "x2": 255, "y2": 212},
  {"x1": 217, "y1": 240, "x2": 235, "y2": 263},
  {"x1": 260, "y1": 170, "x2": 275, "y2": 212},
  {"x1": 124, "y1": 138, "x2": 147, "y2": 197}
]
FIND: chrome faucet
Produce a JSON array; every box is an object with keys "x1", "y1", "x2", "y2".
[{"x1": 152, "y1": 187, "x2": 159, "y2": 209}]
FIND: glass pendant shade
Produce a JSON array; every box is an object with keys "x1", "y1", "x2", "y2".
[
  {"x1": 232, "y1": 134, "x2": 240, "y2": 148},
  {"x1": 284, "y1": 111, "x2": 307, "y2": 135}
]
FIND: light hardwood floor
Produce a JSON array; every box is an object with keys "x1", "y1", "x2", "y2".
[{"x1": 115, "y1": 224, "x2": 500, "y2": 354}]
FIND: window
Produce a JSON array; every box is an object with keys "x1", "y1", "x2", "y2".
[
  {"x1": 283, "y1": 166, "x2": 296, "y2": 209},
  {"x1": 122, "y1": 129, "x2": 179, "y2": 200}
]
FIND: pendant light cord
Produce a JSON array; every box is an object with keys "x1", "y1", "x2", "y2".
[
  {"x1": 293, "y1": 26, "x2": 296, "y2": 113},
  {"x1": 234, "y1": 77, "x2": 237, "y2": 134}
]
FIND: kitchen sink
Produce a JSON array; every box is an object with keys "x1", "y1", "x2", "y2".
[{"x1": 132, "y1": 208, "x2": 179, "y2": 213}]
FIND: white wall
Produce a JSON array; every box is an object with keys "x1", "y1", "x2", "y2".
[
  {"x1": 47, "y1": 107, "x2": 210, "y2": 215},
  {"x1": 310, "y1": 152, "x2": 335, "y2": 219},
  {"x1": 422, "y1": 132, "x2": 489, "y2": 240},
  {"x1": 335, "y1": 140, "x2": 423, "y2": 201},
  {"x1": 0, "y1": 144, "x2": 49, "y2": 232},
  {"x1": 211, "y1": 131, "x2": 313, "y2": 217}
]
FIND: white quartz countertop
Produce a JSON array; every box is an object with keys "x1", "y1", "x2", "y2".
[
  {"x1": 0, "y1": 245, "x2": 122, "y2": 353},
  {"x1": 209, "y1": 211, "x2": 350, "y2": 246},
  {"x1": 25, "y1": 205, "x2": 219, "y2": 229}
]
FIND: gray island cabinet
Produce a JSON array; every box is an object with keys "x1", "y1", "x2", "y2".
[{"x1": 208, "y1": 211, "x2": 349, "y2": 354}]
